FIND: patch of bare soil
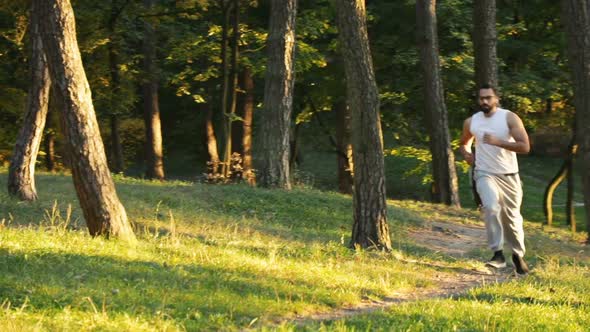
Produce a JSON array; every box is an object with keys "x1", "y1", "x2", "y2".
[{"x1": 285, "y1": 219, "x2": 514, "y2": 326}]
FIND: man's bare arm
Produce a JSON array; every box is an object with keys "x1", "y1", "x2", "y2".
[
  {"x1": 459, "y1": 117, "x2": 475, "y2": 165},
  {"x1": 483, "y1": 112, "x2": 530, "y2": 153}
]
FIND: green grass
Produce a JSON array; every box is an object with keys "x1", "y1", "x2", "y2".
[{"x1": 0, "y1": 161, "x2": 589, "y2": 331}]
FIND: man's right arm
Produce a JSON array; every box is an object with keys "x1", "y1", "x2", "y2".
[{"x1": 459, "y1": 117, "x2": 474, "y2": 165}]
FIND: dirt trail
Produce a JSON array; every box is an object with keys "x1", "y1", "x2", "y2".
[{"x1": 286, "y1": 219, "x2": 514, "y2": 326}]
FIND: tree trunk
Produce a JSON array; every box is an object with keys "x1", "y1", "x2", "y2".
[
  {"x1": 222, "y1": 0, "x2": 239, "y2": 179},
  {"x1": 335, "y1": 0, "x2": 391, "y2": 250},
  {"x1": 8, "y1": 0, "x2": 50, "y2": 201},
  {"x1": 566, "y1": 156, "x2": 576, "y2": 231},
  {"x1": 205, "y1": 102, "x2": 220, "y2": 175},
  {"x1": 37, "y1": 0, "x2": 135, "y2": 242},
  {"x1": 416, "y1": 0, "x2": 461, "y2": 207},
  {"x1": 142, "y1": 0, "x2": 164, "y2": 180},
  {"x1": 108, "y1": 0, "x2": 124, "y2": 173},
  {"x1": 241, "y1": 67, "x2": 255, "y2": 185},
  {"x1": 335, "y1": 99, "x2": 353, "y2": 194},
  {"x1": 562, "y1": 0, "x2": 590, "y2": 243},
  {"x1": 543, "y1": 135, "x2": 577, "y2": 226},
  {"x1": 44, "y1": 129, "x2": 56, "y2": 172},
  {"x1": 220, "y1": 1, "x2": 232, "y2": 177},
  {"x1": 258, "y1": 0, "x2": 297, "y2": 189},
  {"x1": 473, "y1": 0, "x2": 498, "y2": 87}
]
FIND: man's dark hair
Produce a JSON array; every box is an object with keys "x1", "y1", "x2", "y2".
[{"x1": 478, "y1": 83, "x2": 500, "y2": 97}]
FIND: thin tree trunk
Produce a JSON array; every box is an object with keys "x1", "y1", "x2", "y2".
[
  {"x1": 108, "y1": 0, "x2": 124, "y2": 173},
  {"x1": 416, "y1": 0, "x2": 461, "y2": 207},
  {"x1": 241, "y1": 67, "x2": 255, "y2": 185},
  {"x1": 8, "y1": 1, "x2": 50, "y2": 201},
  {"x1": 205, "y1": 102, "x2": 220, "y2": 175},
  {"x1": 566, "y1": 156, "x2": 575, "y2": 231},
  {"x1": 223, "y1": 0, "x2": 240, "y2": 178},
  {"x1": 220, "y1": 1, "x2": 232, "y2": 177},
  {"x1": 37, "y1": 0, "x2": 135, "y2": 242},
  {"x1": 335, "y1": 99, "x2": 353, "y2": 194},
  {"x1": 44, "y1": 129, "x2": 56, "y2": 172},
  {"x1": 142, "y1": 0, "x2": 164, "y2": 180},
  {"x1": 473, "y1": 0, "x2": 498, "y2": 87},
  {"x1": 258, "y1": 0, "x2": 297, "y2": 189},
  {"x1": 562, "y1": 0, "x2": 590, "y2": 243},
  {"x1": 335, "y1": 0, "x2": 391, "y2": 250}
]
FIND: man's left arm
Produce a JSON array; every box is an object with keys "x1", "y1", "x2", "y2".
[{"x1": 483, "y1": 112, "x2": 530, "y2": 154}]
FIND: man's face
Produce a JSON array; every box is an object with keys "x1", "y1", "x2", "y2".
[{"x1": 478, "y1": 88, "x2": 498, "y2": 113}]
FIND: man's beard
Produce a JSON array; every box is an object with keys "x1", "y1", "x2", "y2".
[{"x1": 481, "y1": 106, "x2": 492, "y2": 114}]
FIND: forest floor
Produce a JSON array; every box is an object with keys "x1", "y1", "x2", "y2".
[
  {"x1": 287, "y1": 218, "x2": 513, "y2": 327},
  {"x1": 1, "y1": 170, "x2": 589, "y2": 331}
]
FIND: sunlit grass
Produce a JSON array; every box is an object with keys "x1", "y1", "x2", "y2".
[{"x1": 0, "y1": 166, "x2": 588, "y2": 330}]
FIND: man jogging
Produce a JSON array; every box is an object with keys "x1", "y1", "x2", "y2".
[{"x1": 459, "y1": 84, "x2": 530, "y2": 275}]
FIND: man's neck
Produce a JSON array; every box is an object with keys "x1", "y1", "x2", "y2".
[{"x1": 483, "y1": 106, "x2": 498, "y2": 117}]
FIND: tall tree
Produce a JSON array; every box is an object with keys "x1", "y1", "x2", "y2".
[
  {"x1": 219, "y1": 0, "x2": 232, "y2": 178},
  {"x1": 335, "y1": 0, "x2": 391, "y2": 250},
  {"x1": 258, "y1": 0, "x2": 297, "y2": 189},
  {"x1": 142, "y1": 0, "x2": 165, "y2": 180},
  {"x1": 561, "y1": 0, "x2": 590, "y2": 243},
  {"x1": 37, "y1": 0, "x2": 136, "y2": 242},
  {"x1": 473, "y1": 0, "x2": 498, "y2": 87},
  {"x1": 240, "y1": 67, "x2": 255, "y2": 185},
  {"x1": 222, "y1": 0, "x2": 240, "y2": 178},
  {"x1": 7, "y1": 0, "x2": 50, "y2": 201},
  {"x1": 107, "y1": 0, "x2": 126, "y2": 173},
  {"x1": 416, "y1": 0, "x2": 461, "y2": 207}
]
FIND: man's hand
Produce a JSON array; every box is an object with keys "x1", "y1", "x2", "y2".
[
  {"x1": 459, "y1": 146, "x2": 474, "y2": 165},
  {"x1": 483, "y1": 133, "x2": 502, "y2": 146}
]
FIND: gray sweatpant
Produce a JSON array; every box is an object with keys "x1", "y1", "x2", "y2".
[{"x1": 474, "y1": 170, "x2": 526, "y2": 258}]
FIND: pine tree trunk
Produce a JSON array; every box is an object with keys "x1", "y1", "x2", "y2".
[
  {"x1": 473, "y1": 0, "x2": 498, "y2": 87},
  {"x1": 335, "y1": 0, "x2": 391, "y2": 250},
  {"x1": 220, "y1": 2, "x2": 232, "y2": 177},
  {"x1": 142, "y1": 0, "x2": 164, "y2": 180},
  {"x1": 241, "y1": 67, "x2": 255, "y2": 185},
  {"x1": 37, "y1": 0, "x2": 136, "y2": 243},
  {"x1": 108, "y1": 1, "x2": 124, "y2": 173},
  {"x1": 8, "y1": 1, "x2": 50, "y2": 201},
  {"x1": 258, "y1": 0, "x2": 297, "y2": 189},
  {"x1": 335, "y1": 99, "x2": 353, "y2": 194},
  {"x1": 562, "y1": 0, "x2": 590, "y2": 243},
  {"x1": 416, "y1": 0, "x2": 461, "y2": 207}
]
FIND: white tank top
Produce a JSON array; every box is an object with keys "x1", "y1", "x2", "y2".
[{"x1": 470, "y1": 108, "x2": 519, "y2": 174}]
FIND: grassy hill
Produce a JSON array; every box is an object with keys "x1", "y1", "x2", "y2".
[{"x1": 0, "y1": 164, "x2": 589, "y2": 331}]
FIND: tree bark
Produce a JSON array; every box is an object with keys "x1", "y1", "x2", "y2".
[
  {"x1": 37, "y1": 0, "x2": 136, "y2": 243},
  {"x1": 473, "y1": 0, "x2": 498, "y2": 87},
  {"x1": 543, "y1": 137, "x2": 576, "y2": 226},
  {"x1": 258, "y1": 0, "x2": 297, "y2": 189},
  {"x1": 108, "y1": 0, "x2": 124, "y2": 173},
  {"x1": 241, "y1": 67, "x2": 255, "y2": 185},
  {"x1": 220, "y1": 1, "x2": 232, "y2": 177},
  {"x1": 335, "y1": 99, "x2": 353, "y2": 194},
  {"x1": 8, "y1": 0, "x2": 50, "y2": 201},
  {"x1": 335, "y1": 0, "x2": 391, "y2": 250},
  {"x1": 562, "y1": 0, "x2": 590, "y2": 243},
  {"x1": 416, "y1": 0, "x2": 461, "y2": 207},
  {"x1": 204, "y1": 102, "x2": 220, "y2": 175},
  {"x1": 142, "y1": 0, "x2": 165, "y2": 180}
]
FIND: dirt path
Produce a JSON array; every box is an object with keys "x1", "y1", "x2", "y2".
[{"x1": 286, "y1": 219, "x2": 514, "y2": 326}]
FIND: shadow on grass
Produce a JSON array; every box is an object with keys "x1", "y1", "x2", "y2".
[{"x1": 0, "y1": 248, "x2": 348, "y2": 329}]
